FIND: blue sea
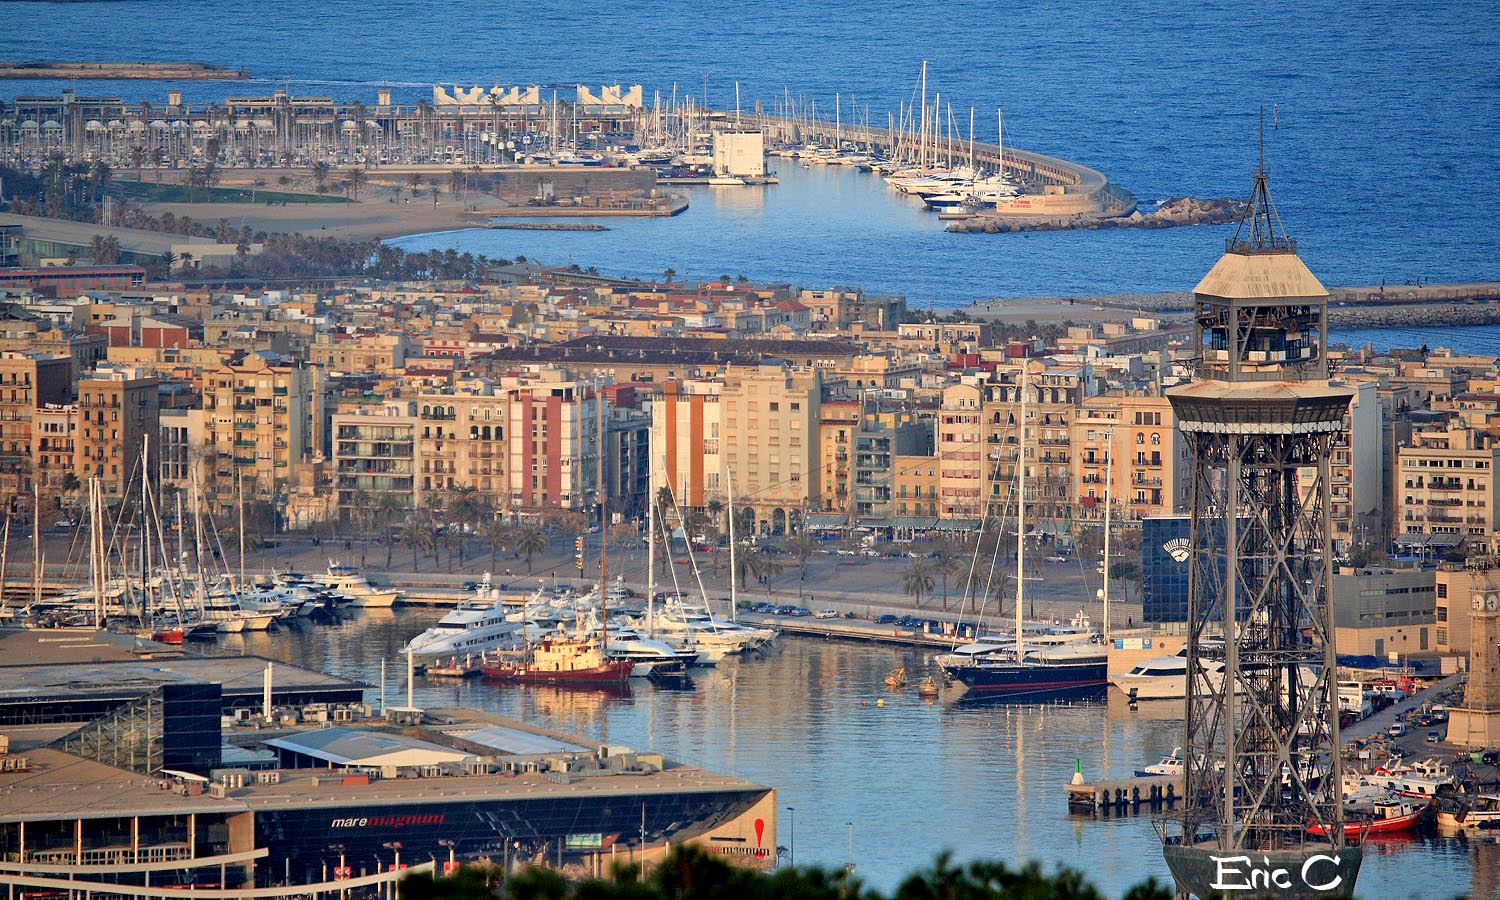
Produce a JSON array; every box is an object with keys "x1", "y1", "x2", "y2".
[{"x1": 4, "y1": 4, "x2": 1499, "y2": 893}]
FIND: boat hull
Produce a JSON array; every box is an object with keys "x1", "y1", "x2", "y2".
[
  {"x1": 481, "y1": 660, "x2": 633, "y2": 685},
  {"x1": 947, "y1": 660, "x2": 1108, "y2": 701}
]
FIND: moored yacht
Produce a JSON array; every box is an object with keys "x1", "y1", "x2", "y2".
[{"x1": 402, "y1": 575, "x2": 523, "y2": 662}]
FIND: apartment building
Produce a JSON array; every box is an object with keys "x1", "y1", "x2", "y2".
[
  {"x1": 0, "y1": 349, "x2": 70, "y2": 504},
  {"x1": 654, "y1": 379, "x2": 724, "y2": 511},
  {"x1": 31, "y1": 403, "x2": 77, "y2": 511},
  {"x1": 850, "y1": 407, "x2": 931, "y2": 522},
  {"x1": 201, "y1": 356, "x2": 311, "y2": 512},
  {"x1": 502, "y1": 368, "x2": 602, "y2": 513},
  {"x1": 416, "y1": 385, "x2": 509, "y2": 507},
  {"x1": 1072, "y1": 392, "x2": 1186, "y2": 525},
  {"x1": 75, "y1": 364, "x2": 159, "y2": 499},
  {"x1": 718, "y1": 361, "x2": 822, "y2": 535},
  {"x1": 1397, "y1": 418, "x2": 1500, "y2": 555},
  {"x1": 893, "y1": 454, "x2": 941, "y2": 521},
  {"x1": 936, "y1": 381, "x2": 986, "y2": 521},
  {"x1": 817, "y1": 398, "x2": 859, "y2": 515},
  {"x1": 332, "y1": 400, "x2": 418, "y2": 517}
]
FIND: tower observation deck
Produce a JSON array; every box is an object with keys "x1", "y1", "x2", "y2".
[{"x1": 1159, "y1": 152, "x2": 1360, "y2": 899}]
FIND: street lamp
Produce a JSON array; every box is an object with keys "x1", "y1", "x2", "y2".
[
  {"x1": 383, "y1": 842, "x2": 403, "y2": 900},
  {"x1": 438, "y1": 839, "x2": 456, "y2": 876},
  {"x1": 784, "y1": 805, "x2": 795, "y2": 868}
]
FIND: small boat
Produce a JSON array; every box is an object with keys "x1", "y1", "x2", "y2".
[
  {"x1": 1438, "y1": 793, "x2": 1500, "y2": 830},
  {"x1": 885, "y1": 666, "x2": 907, "y2": 688},
  {"x1": 1308, "y1": 797, "x2": 1434, "y2": 838},
  {"x1": 1135, "y1": 748, "x2": 1185, "y2": 778}
]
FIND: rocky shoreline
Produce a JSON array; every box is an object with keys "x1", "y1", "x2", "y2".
[
  {"x1": 0, "y1": 61, "x2": 248, "y2": 80},
  {"x1": 948, "y1": 197, "x2": 1244, "y2": 234}
]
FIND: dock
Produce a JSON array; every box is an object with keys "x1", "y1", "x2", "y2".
[{"x1": 1065, "y1": 774, "x2": 1183, "y2": 815}]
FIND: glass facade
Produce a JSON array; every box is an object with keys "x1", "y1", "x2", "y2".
[
  {"x1": 1141, "y1": 516, "x2": 1192, "y2": 623},
  {"x1": 56, "y1": 683, "x2": 222, "y2": 775},
  {"x1": 255, "y1": 788, "x2": 770, "y2": 886}
]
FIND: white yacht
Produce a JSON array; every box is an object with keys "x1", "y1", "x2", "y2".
[
  {"x1": 322, "y1": 562, "x2": 401, "y2": 608},
  {"x1": 402, "y1": 575, "x2": 522, "y2": 662},
  {"x1": 1109, "y1": 648, "x2": 1228, "y2": 700}
]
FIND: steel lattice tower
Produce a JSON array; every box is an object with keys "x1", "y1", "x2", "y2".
[{"x1": 1159, "y1": 149, "x2": 1361, "y2": 899}]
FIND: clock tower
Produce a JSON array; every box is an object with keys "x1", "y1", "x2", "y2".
[{"x1": 1448, "y1": 589, "x2": 1500, "y2": 747}]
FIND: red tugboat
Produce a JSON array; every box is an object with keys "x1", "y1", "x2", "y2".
[{"x1": 481, "y1": 629, "x2": 633, "y2": 685}]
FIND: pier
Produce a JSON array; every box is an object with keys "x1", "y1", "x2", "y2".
[
  {"x1": 0, "y1": 61, "x2": 249, "y2": 80},
  {"x1": 1065, "y1": 774, "x2": 1183, "y2": 816}
]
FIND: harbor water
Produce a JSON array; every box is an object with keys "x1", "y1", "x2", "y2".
[
  {"x1": 201, "y1": 609, "x2": 1476, "y2": 899},
  {"x1": 5, "y1": 0, "x2": 1498, "y2": 307}
]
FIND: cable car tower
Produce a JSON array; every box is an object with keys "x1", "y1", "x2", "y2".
[{"x1": 1159, "y1": 121, "x2": 1361, "y2": 899}]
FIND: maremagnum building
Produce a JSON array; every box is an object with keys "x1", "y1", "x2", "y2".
[{"x1": 0, "y1": 634, "x2": 776, "y2": 895}]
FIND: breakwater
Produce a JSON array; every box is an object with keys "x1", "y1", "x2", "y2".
[
  {"x1": 969, "y1": 281, "x2": 1500, "y2": 330},
  {"x1": 0, "y1": 61, "x2": 248, "y2": 80},
  {"x1": 948, "y1": 197, "x2": 1242, "y2": 234}
]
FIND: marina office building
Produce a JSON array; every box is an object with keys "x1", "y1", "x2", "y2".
[{"x1": 0, "y1": 635, "x2": 775, "y2": 895}]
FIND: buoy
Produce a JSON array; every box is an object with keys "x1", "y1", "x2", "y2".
[
  {"x1": 876, "y1": 698, "x2": 885, "y2": 708},
  {"x1": 1070, "y1": 758, "x2": 1085, "y2": 786},
  {"x1": 858, "y1": 700, "x2": 868, "y2": 706}
]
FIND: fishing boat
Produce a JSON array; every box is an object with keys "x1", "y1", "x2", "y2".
[
  {"x1": 424, "y1": 654, "x2": 483, "y2": 678},
  {"x1": 1438, "y1": 794, "x2": 1500, "y2": 830},
  {"x1": 1367, "y1": 758, "x2": 1455, "y2": 799},
  {"x1": 1307, "y1": 797, "x2": 1434, "y2": 838}
]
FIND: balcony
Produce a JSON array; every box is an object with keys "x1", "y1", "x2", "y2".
[
  {"x1": 233, "y1": 403, "x2": 255, "y2": 413},
  {"x1": 273, "y1": 386, "x2": 288, "y2": 395},
  {"x1": 1427, "y1": 497, "x2": 1462, "y2": 507}
]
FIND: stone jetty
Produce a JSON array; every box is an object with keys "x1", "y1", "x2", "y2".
[{"x1": 948, "y1": 197, "x2": 1242, "y2": 234}]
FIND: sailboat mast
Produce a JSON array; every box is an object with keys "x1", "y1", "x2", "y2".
[
  {"x1": 1015, "y1": 363, "x2": 1028, "y2": 663},
  {"x1": 727, "y1": 467, "x2": 738, "y2": 623},
  {"x1": 1102, "y1": 429, "x2": 1113, "y2": 641},
  {"x1": 997, "y1": 107, "x2": 1004, "y2": 182},
  {"x1": 141, "y1": 435, "x2": 152, "y2": 626},
  {"x1": 31, "y1": 480, "x2": 41, "y2": 611},
  {"x1": 646, "y1": 463, "x2": 656, "y2": 640},
  {"x1": 92, "y1": 479, "x2": 105, "y2": 629},
  {"x1": 236, "y1": 469, "x2": 246, "y2": 591},
  {"x1": 596, "y1": 381, "x2": 607, "y2": 626},
  {"x1": 0, "y1": 513, "x2": 10, "y2": 618}
]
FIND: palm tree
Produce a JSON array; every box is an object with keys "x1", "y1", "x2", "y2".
[
  {"x1": 479, "y1": 516, "x2": 511, "y2": 575},
  {"x1": 902, "y1": 559, "x2": 936, "y2": 609},
  {"x1": 512, "y1": 524, "x2": 548, "y2": 574},
  {"x1": 734, "y1": 545, "x2": 763, "y2": 590},
  {"x1": 758, "y1": 550, "x2": 785, "y2": 591},
  {"x1": 311, "y1": 161, "x2": 330, "y2": 194},
  {"x1": 448, "y1": 486, "x2": 485, "y2": 532},
  {"x1": 375, "y1": 492, "x2": 404, "y2": 567},
  {"x1": 705, "y1": 498, "x2": 725, "y2": 536},
  {"x1": 401, "y1": 516, "x2": 432, "y2": 573}
]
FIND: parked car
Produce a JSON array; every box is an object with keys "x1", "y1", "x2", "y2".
[
  {"x1": 874, "y1": 614, "x2": 898, "y2": 625},
  {"x1": 751, "y1": 602, "x2": 777, "y2": 614},
  {"x1": 815, "y1": 609, "x2": 839, "y2": 619},
  {"x1": 1427, "y1": 731, "x2": 1441, "y2": 743},
  {"x1": 786, "y1": 606, "x2": 811, "y2": 617},
  {"x1": 773, "y1": 605, "x2": 797, "y2": 615}
]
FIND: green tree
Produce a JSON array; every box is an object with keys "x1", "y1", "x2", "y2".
[
  {"x1": 513, "y1": 524, "x2": 548, "y2": 573},
  {"x1": 311, "y1": 161, "x2": 331, "y2": 194},
  {"x1": 401, "y1": 516, "x2": 433, "y2": 572},
  {"x1": 376, "y1": 491, "x2": 405, "y2": 568},
  {"x1": 902, "y1": 559, "x2": 935, "y2": 609}
]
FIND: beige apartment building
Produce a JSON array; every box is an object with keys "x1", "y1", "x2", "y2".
[
  {"x1": 415, "y1": 382, "x2": 509, "y2": 508},
  {"x1": 1071, "y1": 392, "x2": 1186, "y2": 525},
  {"x1": 75, "y1": 364, "x2": 159, "y2": 500},
  {"x1": 201, "y1": 356, "x2": 311, "y2": 512},
  {"x1": 1397, "y1": 417, "x2": 1500, "y2": 554},
  {"x1": 718, "y1": 361, "x2": 822, "y2": 535},
  {"x1": 817, "y1": 398, "x2": 859, "y2": 515},
  {"x1": 0, "y1": 349, "x2": 70, "y2": 504},
  {"x1": 310, "y1": 333, "x2": 410, "y2": 374}
]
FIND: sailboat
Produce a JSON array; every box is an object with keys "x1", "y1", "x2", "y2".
[{"x1": 938, "y1": 362, "x2": 1109, "y2": 700}]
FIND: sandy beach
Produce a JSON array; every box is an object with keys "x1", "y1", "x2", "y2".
[{"x1": 143, "y1": 187, "x2": 507, "y2": 242}]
